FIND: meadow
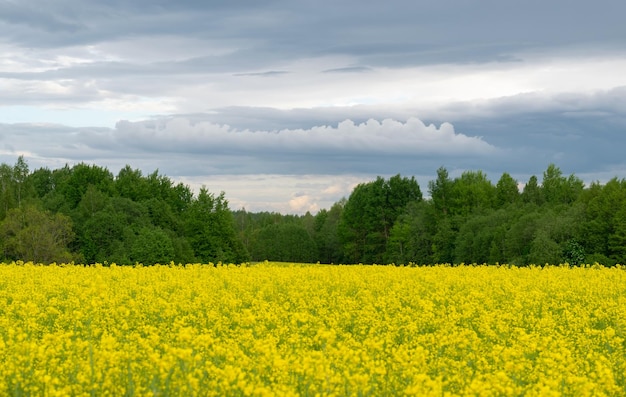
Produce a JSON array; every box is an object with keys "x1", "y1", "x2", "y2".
[{"x1": 0, "y1": 262, "x2": 624, "y2": 396}]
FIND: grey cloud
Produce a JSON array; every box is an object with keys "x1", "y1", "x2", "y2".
[
  {"x1": 0, "y1": 116, "x2": 498, "y2": 177},
  {"x1": 176, "y1": 107, "x2": 418, "y2": 132},
  {"x1": 0, "y1": 1, "x2": 285, "y2": 49},
  {"x1": 0, "y1": 1, "x2": 86, "y2": 34},
  {"x1": 113, "y1": 117, "x2": 497, "y2": 156},
  {"x1": 0, "y1": 62, "x2": 143, "y2": 80},
  {"x1": 162, "y1": 88, "x2": 626, "y2": 179},
  {"x1": 0, "y1": 54, "x2": 263, "y2": 81},
  {"x1": 3, "y1": 100, "x2": 626, "y2": 213},
  {"x1": 186, "y1": 87, "x2": 626, "y2": 132},
  {"x1": 233, "y1": 71, "x2": 289, "y2": 77},
  {"x1": 3, "y1": 0, "x2": 626, "y2": 213},
  {"x1": 0, "y1": 80, "x2": 105, "y2": 106},
  {"x1": 3, "y1": 0, "x2": 625, "y2": 66},
  {"x1": 427, "y1": 89, "x2": 626, "y2": 177},
  {"x1": 322, "y1": 66, "x2": 373, "y2": 74},
  {"x1": 2, "y1": 0, "x2": 626, "y2": 114}
]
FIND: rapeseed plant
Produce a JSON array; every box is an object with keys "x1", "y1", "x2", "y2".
[{"x1": 0, "y1": 262, "x2": 624, "y2": 395}]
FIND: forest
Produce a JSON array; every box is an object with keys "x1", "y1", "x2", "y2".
[{"x1": 1, "y1": 156, "x2": 625, "y2": 266}]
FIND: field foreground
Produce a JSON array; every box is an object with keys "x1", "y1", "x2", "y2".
[{"x1": 0, "y1": 262, "x2": 625, "y2": 396}]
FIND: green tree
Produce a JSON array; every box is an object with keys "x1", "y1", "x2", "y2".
[
  {"x1": 116, "y1": 165, "x2": 149, "y2": 202},
  {"x1": 0, "y1": 205, "x2": 75, "y2": 263},
  {"x1": 339, "y1": 183, "x2": 371, "y2": 263},
  {"x1": 0, "y1": 163, "x2": 15, "y2": 219},
  {"x1": 541, "y1": 164, "x2": 584, "y2": 205},
  {"x1": 233, "y1": 207, "x2": 254, "y2": 254},
  {"x1": 0, "y1": 157, "x2": 36, "y2": 219},
  {"x1": 579, "y1": 178, "x2": 626, "y2": 263},
  {"x1": 495, "y1": 172, "x2": 520, "y2": 208},
  {"x1": 184, "y1": 188, "x2": 248, "y2": 263},
  {"x1": 505, "y1": 208, "x2": 542, "y2": 265},
  {"x1": 110, "y1": 197, "x2": 151, "y2": 230},
  {"x1": 76, "y1": 185, "x2": 111, "y2": 219},
  {"x1": 386, "y1": 200, "x2": 436, "y2": 264},
  {"x1": 339, "y1": 174, "x2": 421, "y2": 263},
  {"x1": 143, "y1": 197, "x2": 181, "y2": 233},
  {"x1": 431, "y1": 216, "x2": 455, "y2": 264},
  {"x1": 13, "y1": 156, "x2": 30, "y2": 208},
  {"x1": 607, "y1": 205, "x2": 626, "y2": 265},
  {"x1": 60, "y1": 163, "x2": 115, "y2": 209},
  {"x1": 80, "y1": 197, "x2": 155, "y2": 264},
  {"x1": 314, "y1": 199, "x2": 345, "y2": 263},
  {"x1": 450, "y1": 170, "x2": 496, "y2": 216},
  {"x1": 170, "y1": 182, "x2": 194, "y2": 214},
  {"x1": 37, "y1": 165, "x2": 73, "y2": 213},
  {"x1": 563, "y1": 239, "x2": 585, "y2": 266},
  {"x1": 454, "y1": 210, "x2": 496, "y2": 264},
  {"x1": 521, "y1": 175, "x2": 543, "y2": 205},
  {"x1": 250, "y1": 223, "x2": 317, "y2": 262},
  {"x1": 528, "y1": 229, "x2": 561, "y2": 265},
  {"x1": 130, "y1": 227, "x2": 175, "y2": 265},
  {"x1": 428, "y1": 167, "x2": 453, "y2": 217},
  {"x1": 67, "y1": 186, "x2": 133, "y2": 264},
  {"x1": 29, "y1": 167, "x2": 54, "y2": 198},
  {"x1": 79, "y1": 208, "x2": 128, "y2": 264},
  {"x1": 578, "y1": 181, "x2": 611, "y2": 257}
]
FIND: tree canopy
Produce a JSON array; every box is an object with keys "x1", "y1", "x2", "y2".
[
  {"x1": 0, "y1": 159, "x2": 246, "y2": 264},
  {"x1": 1, "y1": 157, "x2": 626, "y2": 266}
]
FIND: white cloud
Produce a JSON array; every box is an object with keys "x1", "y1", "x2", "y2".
[
  {"x1": 2, "y1": 0, "x2": 626, "y2": 214},
  {"x1": 114, "y1": 116, "x2": 496, "y2": 156},
  {"x1": 177, "y1": 174, "x2": 370, "y2": 214},
  {"x1": 321, "y1": 183, "x2": 346, "y2": 195},
  {"x1": 288, "y1": 194, "x2": 319, "y2": 214}
]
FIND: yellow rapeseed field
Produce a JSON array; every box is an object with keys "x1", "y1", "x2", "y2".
[{"x1": 0, "y1": 262, "x2": 624, "y2": 396}]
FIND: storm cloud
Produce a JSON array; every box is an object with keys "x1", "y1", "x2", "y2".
[{"x1": 1, "y1": 0, "x2": 626, "y2": 212}]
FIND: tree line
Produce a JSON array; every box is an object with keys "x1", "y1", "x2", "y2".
[
  {"x1": 235, "y1": 165, "x2": 626, "y2": 266},
  {"x1": 1, "y1": 156, "x2": 625, "y2": 266},
  {"x1": 0, "y1": 157, "x2": 246, "y2": 264}
]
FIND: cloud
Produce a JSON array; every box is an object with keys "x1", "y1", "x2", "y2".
[
  {"x1": 3, "y1": 1, "x2": 625, "y2": 65},
  {"x1": 322, "y1": 66, "x2": 373, "y2": 74},
  {"x1": 1, "y1": 114, "x2": 497, "y2": 176},
  {"x1": 100, "y1": 116, "x2": 499, "y2": 176},
  {"x1": 5, "y1": 82, "x2": 626, "y2": 181},
  {"x1": 289, "y1": 194, "x2": 319, "y2": 214},
  {"x1": 114, "y1": 116, "x2": 496, "y2": 158},
  {"x1": 174, "y1": 174, "x2": 367, "y2": 214},
  {"x1": 321, "y1": 183, "x2": 345, "y2": 195},
  {"x1": 3, "y1": 0, "x2": 626, "y2": 214},
  {"x1": 233, "y1": 71, "x2": 289, "y2": 77},
  {"x1": 2, "y1": 93, "x2": 626, "y2": 214}
]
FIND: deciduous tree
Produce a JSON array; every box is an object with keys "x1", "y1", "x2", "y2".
[
  {"x1": 0, "y1": 205, "x2": 74, "y2": 263},
  {"x1": 340, "y1": 174, "x2": 421, "y2": 263}
]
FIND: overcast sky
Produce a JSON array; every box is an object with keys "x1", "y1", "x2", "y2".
[{"x1": 2, "y1": 0, "x2": 626, "y2": 213}]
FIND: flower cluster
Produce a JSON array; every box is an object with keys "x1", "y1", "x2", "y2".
[{"x1": 0, "y1": 262, "x2": 624, "y2": 396}]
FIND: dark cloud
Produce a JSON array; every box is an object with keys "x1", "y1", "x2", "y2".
[
  {"x1": 0, "y1": 115, "x2": 497, "y2": 176},
  {"x1": 2, "y1": 0, "x2": 625, "y2": 114},
  {"x1": 2, "y1": 100, "x2": 626, "y2": 212},
  {"x1": 140, "y1": 88, "x2": 626, "y2": 180},
  {"x1": 233, "y1": 71, "x2": 289, "y2": 77},
  {"x1": 2, "y1": 0, "x2": 625, "y2": 65},
  {"x1": 417, "y1": 89, "x2": 626, "y2": 178},
  {"x1": 4, "y1": 95, "x2": 626, "y2": 183},
  {"x1": 2, "y1": 0, "x2": 626, "y2": 212},
  {"x1": 322, "y1": 66, "x2": 373, "y2": 74}
]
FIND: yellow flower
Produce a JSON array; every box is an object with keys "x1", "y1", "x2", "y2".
[{"x1": 0, "y1": 262, "x2": 625, "y2": 395}]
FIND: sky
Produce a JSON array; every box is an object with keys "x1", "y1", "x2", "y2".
[{"x1": 1, "y1": 0, "x2": 626, "y2": 214}]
